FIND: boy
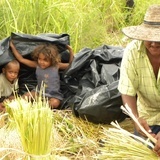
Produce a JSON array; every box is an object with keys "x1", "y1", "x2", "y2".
[{"x1": 0, "y1": 60, "x2": 20, "y2": 111}]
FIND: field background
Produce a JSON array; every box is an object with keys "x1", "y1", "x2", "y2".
[
  {"x1": 0, "y1": 0, "x2": 160, "y2": 159},
  {"x1": 0, "y1": 0, "x2": 160, "y2": 53}
]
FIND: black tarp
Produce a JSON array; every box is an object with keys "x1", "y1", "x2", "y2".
[
  {"x1": 0, "y1": 32, "x2": 126, "y2": 124},
  {"x1": 0, "y1": 32, "x2": 70, "y2": 95},
  {"x1": 0, "y1": 32, "x2": 70, "y2": 66},
  {"x1": 63, "y1": 45, "x2": 127, "y2": 124}
]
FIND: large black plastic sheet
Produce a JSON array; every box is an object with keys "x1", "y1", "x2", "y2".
[
  {"x1": 0, "y1": 32, "x2": 70, "y2": 95},
  {"x1": 0, "y1": 32, "x2": 70, "y2": 65},
  {"x1": 63, "y1": 45, "x2": 127, "y2": 124}
]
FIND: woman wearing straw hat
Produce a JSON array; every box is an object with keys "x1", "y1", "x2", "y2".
[{"x1": 118, "y1": 4, "x2": 160, "y2": 153}]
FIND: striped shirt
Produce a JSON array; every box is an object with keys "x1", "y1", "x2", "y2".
[{"x1": 118, "y1": 40, "x2": 160, "y2": 125}]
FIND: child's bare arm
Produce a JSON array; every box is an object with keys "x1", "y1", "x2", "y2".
[
  {"x1": 66, "y1": 45, "x2": 74, "y2": 64},
  {"x1": 10, "y1": 41, "x2": 37, "y2": 68},
  {"x1": 58, "y1": 45, "x2": 74, "y2": 70}
]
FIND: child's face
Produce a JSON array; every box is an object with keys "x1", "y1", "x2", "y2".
[
  {"x1": 37, "y1": 53, "x2": 52, "y2": 69},
  {"x1": 3, "y1": 64, "x2": 19, "y2": 83}
]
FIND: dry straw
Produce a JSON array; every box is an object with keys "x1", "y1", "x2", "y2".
[
  {"x1": 99, "y1": 126, "x2": 159, "y2": 160},
  {"x1": 98, "y1": 104, "x2": 160, "y2": 160},
  {"x1": 1, "y1": 85, "x2": 148, "y2": 159}
]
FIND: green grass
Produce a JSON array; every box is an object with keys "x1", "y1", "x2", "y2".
[{"x1": 0, "y1": 0, "x2": 160, "y2": 52}]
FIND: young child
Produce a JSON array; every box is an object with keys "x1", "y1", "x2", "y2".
[
  {"x1": 0, "y1": 60, "x2": 20, "y2": 111},
  {"x1": 10, "y1": 41, "x2": 74, "y2": 109}
]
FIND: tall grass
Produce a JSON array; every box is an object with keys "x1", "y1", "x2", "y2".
[{"x1": 0, "y1": 0, "x2": 160, "y2": 52}]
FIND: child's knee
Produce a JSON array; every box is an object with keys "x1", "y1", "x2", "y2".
[{"x1": 49, "y1": 98, "x2": 60, "y2": 109}]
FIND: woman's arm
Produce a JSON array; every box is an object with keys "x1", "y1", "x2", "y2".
[
  {"x1": 121, "y1": 94, "x2": 151, "y2": 135},
  {"x1": 121, "y1": 94, "x2": 138, "y2": 118},
  {"x1": 154, "y1": 132, "x2": 160, "y2": 156},
  {"x1": 58, "y1": 45, "x2": 74, "y2": 70},
  {"x1": 10, "y1": 41, "x2": 37, "y2": 68}
]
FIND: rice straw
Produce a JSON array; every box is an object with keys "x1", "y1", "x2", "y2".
[
  {"x1": 110, "y1": 121, "x2": 154, "y2": 149},
  {"x1": 4, "y1": 83, "x2": 53, "y2": 160},
  {"x1": 121, "y1": 104, "x2": 157, "y2": 144},
  {"x1": 99, "y1": 127, "x2": 159, "y2": 160}
]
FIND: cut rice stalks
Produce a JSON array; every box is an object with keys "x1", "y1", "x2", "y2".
[
  {"x1": 98, "y1": 122, "x2": 159, "y2": 160},
  {"x1": 3, "y1": 85, "x2": 53, "y2": 160},
  {"x1": 121, "y1": 104, "x2": 157, "y2": 144}
]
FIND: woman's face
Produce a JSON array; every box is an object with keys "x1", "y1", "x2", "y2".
[{"x1": 144, "y1": 41, "x2": 160, "y2": 56}]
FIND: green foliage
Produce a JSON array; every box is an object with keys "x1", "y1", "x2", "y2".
[{"x1": 0, "y1": 0, "x2": 160, "y2": 52}]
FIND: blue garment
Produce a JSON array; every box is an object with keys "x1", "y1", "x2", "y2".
[{"x1": 36, "y1": 66, "x2": 63, "y2": 100}]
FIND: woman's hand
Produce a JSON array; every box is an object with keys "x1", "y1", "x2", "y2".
[
  {"x1": 135, "y1": 117, "x2": 152, "y2": 137},
  {"x1": 154, "y1": 132, "x2": 160, "y2": 156}
]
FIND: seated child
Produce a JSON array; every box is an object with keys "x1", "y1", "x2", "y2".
[
  {"x1": 0, "y1": 60, "x2": 20, "y2": 111},
  {"x1": 10, "y1": 41, "x2": 74, "y2": 109}
]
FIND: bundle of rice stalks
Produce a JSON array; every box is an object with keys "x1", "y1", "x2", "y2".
[
  {"x1": 98, "y1": 122, "x2": 159, "y2": 160},
  {"x1": 3, "y1": 94, "x2": 53, "y2": 159},
  {"x1": 121, "y1": 104, "x2": 157, "y2": 144}
]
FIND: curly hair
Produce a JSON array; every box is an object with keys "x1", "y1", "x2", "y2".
[{"x1": 31, "y1": 44, "x2": 61, "y2": 67}]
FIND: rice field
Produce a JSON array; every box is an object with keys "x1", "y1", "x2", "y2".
[
  {"x1": 1, "y1": 0, "x2": 160, "y2": 52},
  {"x1": 1, "y1": 0, "x2": 160, "y2": 159}
]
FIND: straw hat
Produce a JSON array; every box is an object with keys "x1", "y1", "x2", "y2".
[{"x1": 122, "y1": 5, "x2": 160, "y2": 41}]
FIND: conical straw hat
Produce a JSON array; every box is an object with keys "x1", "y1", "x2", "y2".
[{"x1": 122, "y1": 5, "x2": 160, "y2": 41}]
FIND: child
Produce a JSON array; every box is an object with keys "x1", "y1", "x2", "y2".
[
  {"x1": 10, "y1": 41, "x2": 74, "y2": 109},
  {"x1": 0, "y1": 60, "x2": 20, "y2": 111}
]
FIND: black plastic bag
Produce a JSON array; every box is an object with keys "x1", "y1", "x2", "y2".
[{"x1": 63, "y1": 45, "x2": 127, "y2": 124}]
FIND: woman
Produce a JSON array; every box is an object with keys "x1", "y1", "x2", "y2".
[{"x1": 118, "y1": 4, "x2": 160, "y2": 154}]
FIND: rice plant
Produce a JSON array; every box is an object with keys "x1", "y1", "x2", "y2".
[
  {"x1": 1, "y1": 0, "x2": 160, "y2": 52},
  {"x1": 3, "y1": 88, "x2": 53, "y2": 159}
]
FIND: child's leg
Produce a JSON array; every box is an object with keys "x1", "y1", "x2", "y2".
[
  {"x1": 49, "y1": 98, "x2": 61, "y2": 109},
  {"x1": 22, "y1": 91, "x2": 36, "y2": 100},
  {"x1": 0, "y1": 102, "x2": 5, "y2": 112}
]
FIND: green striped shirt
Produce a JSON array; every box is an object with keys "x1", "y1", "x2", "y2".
[{"x1": 118, "y1": 40, "x2": 160, "y2": 125}]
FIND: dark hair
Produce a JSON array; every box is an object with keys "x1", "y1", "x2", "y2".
[
  {"x1": 31, "y1": 44, "x2": 61, "y2": 67},
  {"x1": 5, "y1": 59, "x2": 20, "y2": 69}
]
